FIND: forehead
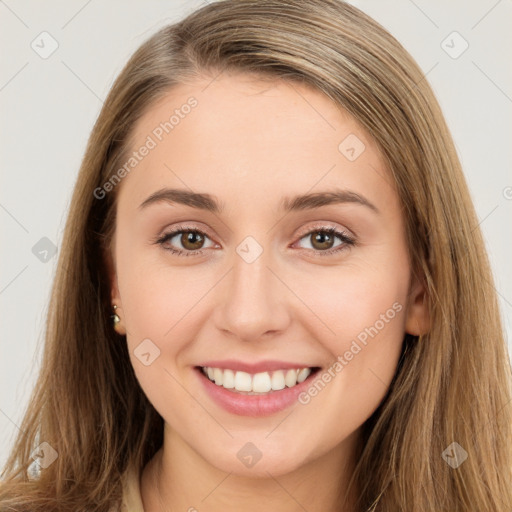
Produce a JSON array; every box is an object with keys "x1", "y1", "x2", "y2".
[{"x1": 119, "y1": 72, "x2": 397, "y2": 216}]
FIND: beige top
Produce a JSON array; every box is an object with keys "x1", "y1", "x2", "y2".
[{"x1": 121, "y1": 465, "x2": 145, "y2": 512}]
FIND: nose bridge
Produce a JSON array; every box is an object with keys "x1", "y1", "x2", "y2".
[
  {"x1": 232, "y1": 237, "x2": 271, "y2": 298},
  {"x1": 214, "y1": 234, "x2": 290, "y2": 340}
]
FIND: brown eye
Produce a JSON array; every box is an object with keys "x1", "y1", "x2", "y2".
[
  {"x1": 295, "y1": 226, "x2": 355, "y2": 256},
  {"x1": 155, "y1": 226, "x2": 215, "y2": 256},
  {"x1": 309, "y1": 231, "x2": 336, "y2": 250},
  {"x1": 180, "y1": 231, "x2": 205, "y2": 250}
]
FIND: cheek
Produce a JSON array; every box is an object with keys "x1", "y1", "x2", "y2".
[
  {"x1": 118, "y1": 259, "x2": 206, "y2": 420},
  {"x1": 115, "y1": 238, "x2": 217, "y2": 385},
  {"x1": 293, "y1": 253, "x2": 409, "y2": 351},
  {"x1": 292, "y1": 257, "x2": 409, "y2": 437},
  {"x1": 114, "y1": 226, "x2": 195, "y2": 339}
]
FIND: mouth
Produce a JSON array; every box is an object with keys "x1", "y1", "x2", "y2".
[{"x1": 194, "y1": 365, "x2": 322, "y2": 395}]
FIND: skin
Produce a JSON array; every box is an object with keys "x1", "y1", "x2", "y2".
[{"x1": 108, "y1": 71, "x2": 429, "y2": 512}]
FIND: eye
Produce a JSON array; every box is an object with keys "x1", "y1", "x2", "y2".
[
  {"x1": 153, "y1": 225, "x2": 216, "y2": 256},
  {"x1": 294, "y1": 226, "x2": 355, "y2": 256},
  {"x1": 152, "y1": 224, "x2": 356, "y2": 257}
]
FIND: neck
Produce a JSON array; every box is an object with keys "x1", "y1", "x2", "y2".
[{"x1": 141, "y1": 424, "x2": 361, "y2": 512}]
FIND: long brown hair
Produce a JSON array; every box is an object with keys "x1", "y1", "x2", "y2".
[{"x1": 1, "y1": 1, "x2": 511, "y2": 510}]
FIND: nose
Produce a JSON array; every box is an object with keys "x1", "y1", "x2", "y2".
[{"x1": 213, "y1": 240, "x2": 291, "y2": 342}]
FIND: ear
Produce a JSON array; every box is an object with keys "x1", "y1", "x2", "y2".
[
  {"x1": 104, "y1": 242, "x2": 126, "y2": 336},
  {"x1": 404, "y1": 270, "x2": 430, "y2": 336}
]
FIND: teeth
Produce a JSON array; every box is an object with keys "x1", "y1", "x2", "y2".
[
  {"x1": 213, "y1": 368, "x2": 224, "y2": 386},
  {"x1": 252, "y1": 372, "x2": 272, "y2": 393},
  {"x1": 285, "y1": 369, "x2": 298, "y2": 387},
  {"x1": 201, "y1": 367, "x2": 313, "y2": 393},
  {"x1": 271, "y1": 370, "x2": 286, "y2": 390},
  {"x1": 297, "y1": 368, "x2": 311, "y2": 383},
  {"x1": 234, "y1": 371, "x2": 252, "y2": 391},
  {"x1": 222, "y1": 369, "x2": 235, "y2": 389}
]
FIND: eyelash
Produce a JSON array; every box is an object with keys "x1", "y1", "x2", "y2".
[{"x1": 152, "y1": 223, "x2": 356, "y2": 258}]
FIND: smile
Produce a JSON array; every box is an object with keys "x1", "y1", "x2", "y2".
[
  {"x1": 194, "y1": 364, "x2": 322, "y2": 417},
  {"x1": 200, "y1": 366, "x2": 317, "y2": 394}
]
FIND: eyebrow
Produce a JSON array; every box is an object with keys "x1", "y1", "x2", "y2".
[{"x1": 138, "y1": 187, "x2": 379, "y2": 214}]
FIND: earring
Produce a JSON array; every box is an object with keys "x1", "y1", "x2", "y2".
[{"x1": 111, "y1": 304, "x2": 121, "y2": 330}]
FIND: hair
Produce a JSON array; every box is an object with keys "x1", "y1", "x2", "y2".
[{"x1": 1, "y1": 0, "x2": 511, "y2": 510}]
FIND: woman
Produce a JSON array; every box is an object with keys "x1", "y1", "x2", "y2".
[{"x1": 1, "y1": 0, "x2": 511, "y2": 510}]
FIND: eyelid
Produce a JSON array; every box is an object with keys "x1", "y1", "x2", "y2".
[
  {"x1": 153, "y1": 221, "x2": 356, "y2": 257},
  {"x1": 293, "y1": 221, "x2": 356, "y2": 241},
  {"x1": 290, "y1": 224, "x2": 356, "y2": 257},
  {"x1": 154, "y1": 221, "x2": 355, "y2": 242},
  {"x1": 152, "y1": 223, "x2": 216, "y2": 249}
]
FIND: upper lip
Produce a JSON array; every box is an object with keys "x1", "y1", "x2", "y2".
[{"x1": 197, "y1": 359, "x2": 320, "y2": 374}]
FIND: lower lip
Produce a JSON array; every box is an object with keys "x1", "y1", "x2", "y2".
[{"x1": 194, "y1": 367, "x2": 320, "y2": 417}]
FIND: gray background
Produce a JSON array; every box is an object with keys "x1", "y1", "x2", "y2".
[{"x1": 1, "y1": 0, "x2": 511, "y2": 468}]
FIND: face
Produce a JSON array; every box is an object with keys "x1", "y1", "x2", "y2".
[{"x1": 108, "y1": 71, "x2": 428, "y2": 477}]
